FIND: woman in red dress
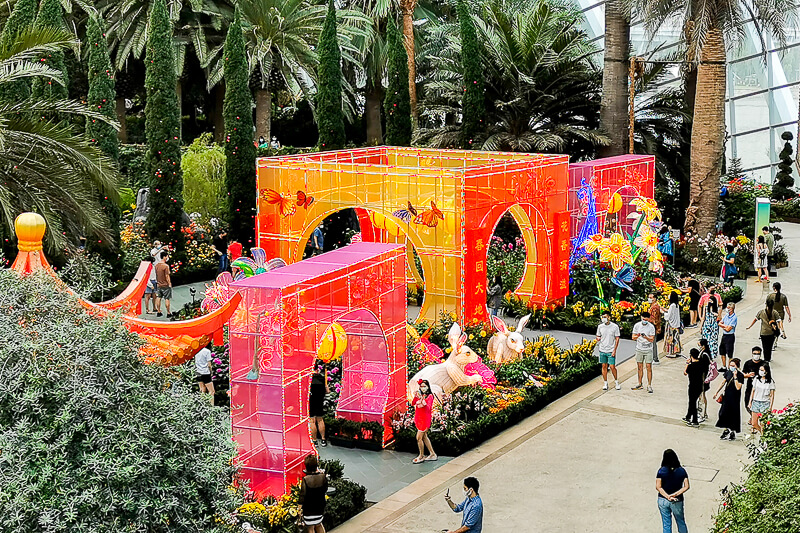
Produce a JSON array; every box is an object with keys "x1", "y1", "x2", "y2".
[{"x1": 413, "y1": 379, "x2": 437, "y2": 464}]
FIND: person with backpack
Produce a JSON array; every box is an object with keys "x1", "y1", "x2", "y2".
[{"x1": 656, "y1": 449, "x2": 690, "y2": 533}]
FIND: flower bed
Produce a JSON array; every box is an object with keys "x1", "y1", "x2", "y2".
[{"x1": 712, "y1": 401, "x2": 800, "y2": 532}]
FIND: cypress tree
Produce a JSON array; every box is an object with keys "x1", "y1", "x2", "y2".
[
  {"x1": 316, "y1": 0, "x2": 346, "y2": 150},
  {"x1": 32, "y1": 0, "x2": 68, "y2": 102},
  {"x1": 85, "y1": 13, "x2": 122, "y2": 273},
  {"x1": 772, "y1": 131, "x2": 795, "y2": 201},
  {"x1": 384, "y1": 17, "x2": 412, "y2": 146},
  {"x1": 458, "y1": 0, "x2": 484, "y2": 149},
  {"x1": 0, "y1": 0, "x2": 36, "y2": 102},
  {"x1": 223, "y1": 9, "x2": 256, "y2": 247},
  {"x1": 144, "y1": 0, "x2": 184, "y2": 250}
]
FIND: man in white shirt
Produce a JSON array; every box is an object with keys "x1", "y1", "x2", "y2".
[
  {"x1": 194, "y1": 344, "x2": 215, "y2": 405},
  {"x1": 595, "y1": 311, "x2": 621, "y2": 390},
  {"x1": 632, "y1": 311, "x2": 657, "y2": 393}
]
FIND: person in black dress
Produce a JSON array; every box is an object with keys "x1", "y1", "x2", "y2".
[
  {"x1": 683, "y1": 349, "x2": 705, "y2": 426},
  {"x1": 714, "y1": 357, "x2": 744, "y2": 440},
  {"x1": 308, "y1": 369, "x2": 330, "y2": 446},
  {"x1": 299, "y1": 454, "x2": 328, "y2": 533},
  {"x1": 683, "y1": 275, "x2": 701, "y2": 328},
  {"x1": 697, "y1": 338, "x2": 714, "y2": 421}
]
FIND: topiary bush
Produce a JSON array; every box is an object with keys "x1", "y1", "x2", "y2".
[
  {"x1": 0, "y1": 271, "x2": 245, "y2": 532},
  {"x1": 772, "y1": 131, "x2": 795, "y2": 201}
]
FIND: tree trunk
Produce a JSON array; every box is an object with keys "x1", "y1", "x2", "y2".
[
  {"x1": 365, "y1": 79, "x2": 383, "y2": 145},
  {"x1": 685, "y1": 28, "x2": 726, "y2": 240},
  {"x1": 400, "y1": 0, "x2": 418, "y2": 126},
  {"x1": 255, "y1": 88, "x2": 271, "y2": 142},
  {"x1": 598, "y1": 0, "x2": 629, "y2": 157},
  {"x1": 115, "y1": 97, "x2": 127, "y2": 143},
  {"x1": 212, "y1": 82, "x2": 225, "y2": 142}
]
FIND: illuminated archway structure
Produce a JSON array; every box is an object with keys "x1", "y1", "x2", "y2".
[
  {"x1": 228, "y1": 242, "x2": 407, "y2": 497},
  {"x1": 257, "y1": 147, "x2": 572, "y2": 323}
]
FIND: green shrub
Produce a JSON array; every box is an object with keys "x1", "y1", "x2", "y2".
[
  {"x1": 119, "y1": 144, "x2": 149, "y2": 190},
  {"x1": 319, "y1": 458, "x2": 345, "y2": 481},
  {"x1": 325, "y1": 479, "x2": 367, "y2": 528},
  {"x1": 183, "y1": 133, "x2": 226, "y2": 219}
]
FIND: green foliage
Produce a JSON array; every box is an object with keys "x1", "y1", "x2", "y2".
[
  {"x1": 223, "y1": 10, "x2": 257, "y2": 247},
  {"x1": 31, "y1": 0, "x2": 68, "y2": 102},
  {"x1": 318, "y1": 458, "x2": 345, "y2": 481},
  {"x1": 384, "y1": 16, "x2": 412, "y2": 146},
  {"x1": 0, "y1": 0, "x2": 36, "y2": 102},
  {"x1": 720, "y1": 158, "x2": 769, "y2": 240},
  {"x1": 324, "y1": 416, "x2": 384, "y2": 445},
  {"x1": 712, "y1": 402, "x2": 800, "y2": 532},
  {"x1": 184, "y1": 133, "x2": 226, "y2": 220},
  {"x1": 458, "y1": 0, "x2": 485, "y2": 149},
  {"x1": 57, "y1": 249, "x2": 116, "y2": 300},
  {"x1": 772, "y1": 131, "x2": 795, "y2": 201},
  {"x1": 120, "y1": 144, "x2": 149, "y2": 189},
  {"x1": 316, "y1": 0, "x2": 346, "y2": 150},
  {"x1": 0, "y1": 271, "x2": 244, "y2": 532},
  {"x1": 325, "y1": 479, "x2": 367, "y2": 529},
  {"x1": 144, "y1": 0, "x2": 184, "y2": 250}
]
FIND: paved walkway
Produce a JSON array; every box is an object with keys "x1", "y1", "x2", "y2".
[{"x1": 336, "y1": 222, "x2": 800, "y2": 532}]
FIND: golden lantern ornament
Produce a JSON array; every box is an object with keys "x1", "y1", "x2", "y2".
[
  {"x1": 317, "y1": 322, "x2": 347, "y2": 363},
  {"x1": 607, "y1": 193, "x2": 623, "y2": 214}
]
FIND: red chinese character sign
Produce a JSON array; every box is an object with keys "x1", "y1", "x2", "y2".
[{"x1": 228, "y1": 242, "x2": 407, "y2": 497}]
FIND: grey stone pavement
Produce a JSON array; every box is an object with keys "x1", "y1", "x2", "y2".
[{"x1": 137, "y1": 280, "x2": 209, "y2": 320}]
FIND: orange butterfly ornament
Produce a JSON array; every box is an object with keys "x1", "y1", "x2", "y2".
[
  {"x1": 413, "y1": 201, "x2": 444, "y2": 228},
  {"x1": 261, "y1": 189, "x2": 296, "y2": 217}
]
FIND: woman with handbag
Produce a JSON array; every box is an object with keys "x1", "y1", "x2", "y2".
[
  {"x1": 721, "y1": 244, "x2": 737, "y2": 285},
  {"x1": 698, "y1": 338, "x2": 717, "y2": 422},
  {"x1": 746, "y1": 301, "x2": 782, "y2": 362},
  {"x1": 298, "y1": 455, "x2": 328, "y2": 533},
  {"x1": 664, "y1": 292, "x2": 683, "y2": 358},
  {"x1": 714, "y1": 358, "x2": 744, "y2": 440},
  {"x1": 754, "y1": 236, "x2": 769, "y2": 282}
]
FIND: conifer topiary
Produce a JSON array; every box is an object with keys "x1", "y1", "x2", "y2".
[
  {"x1": 384, "y1": 17, "x2": 412, "y2": 146},
  {"x1": 316, "y1": 0, "x2": 346, "y2": 150}
]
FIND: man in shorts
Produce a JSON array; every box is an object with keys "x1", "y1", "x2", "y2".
[
  {"x1": 632, "y1": 311, "x2": 657, "y2": 393},
  {"x1": 718, "y1": 302, "x2": 737, "y2": 367},
  {"x1": 595, "y1": 311, "x2": 621, "y2": 390},
  {"x1": 194, "y1": 343, "x2": 215, "y2": 405},
  {"x1": 154, "y1": 250, "x2": 172, "y2": 317}
]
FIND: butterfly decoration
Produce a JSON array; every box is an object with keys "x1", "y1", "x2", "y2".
[
  {"x1": 392, "y1": 202, "x2": 418, "y2": 222},
  {"x1": 296, "y1": 190, "x2": 314, "y2": 208},
  {"x1": 261, "y1": 189, "x2": 296, "y2": 218},
  {"x1": 610, "y1": 264, "x2": 636, "y2": 292},
  {"x1": 414, "y1": 201, "x2": 444, "y2": 228}
]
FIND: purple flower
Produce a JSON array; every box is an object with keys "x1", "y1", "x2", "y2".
[{"x1": 213, "y1": 358, "x2": 222, "y2": 365}]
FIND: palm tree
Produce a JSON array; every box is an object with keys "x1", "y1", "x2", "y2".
[
  {"x1": 0, "y1": 27, "x2": 121, "y2": 254},
  {"x1": 633, "y1": 0, "x2": 794, "y2": 239},
  {"x1": 599, "y1": 0, "x2": 630, "y2": 156},
  {"x1": 399, "y1": 0, "x2": 418, "y2": 124},
  {"x1": 202, "y1": 0, "x2": 369, "y2": 141},
  {"x1": 416, "y1": 0, "x2": 609, "y2": 156}
]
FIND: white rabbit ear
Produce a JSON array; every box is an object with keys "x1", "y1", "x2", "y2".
[
  {"x1": 491, "y1": 315, "x2": 508, "y2": 333},
  {"x1": 448, "y1": 322, "x2": 462, "y2": 347},
  {"x1": 457, "y1": 333, "x2": 467, "y2": 351},
  {"x1": 517, "y1": 314, "x2": 531, "y2": 331}
]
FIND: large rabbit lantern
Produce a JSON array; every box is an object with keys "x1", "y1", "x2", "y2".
[{"x1": 487, "y1": 314, "x2": 531, "y2": 364}]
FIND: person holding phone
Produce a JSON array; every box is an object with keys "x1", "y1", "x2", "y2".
[{"x1": 444, "y1": 477, "x2": 483, "y2": 533}]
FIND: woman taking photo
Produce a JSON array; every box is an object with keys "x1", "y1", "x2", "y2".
[
  {"x1": 714, "y1": 358, "x2": 744, "y2": 440},
  {"x1": 748, "y1": 363, "x2": 776, "y2": 434},
  {"x1": 298, "y1": 455, "x2": 328, "y2": 533},
  {"x1": 664, "y1": 291, "x2": 682, "y2": 358},
  {"x1": 656, "y1": 449, "x2": 690, "y2": 533},
  {"x1": 413, "y1": 379, "x2": 437, "y2": 464}
]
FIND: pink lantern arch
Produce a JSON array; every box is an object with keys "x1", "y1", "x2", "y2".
[{"x1": 228, "y1": 242, "x2": 407, "y2": 497}]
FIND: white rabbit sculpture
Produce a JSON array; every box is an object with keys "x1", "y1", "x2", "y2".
[
  {"x1": 407, "y1": 322, "x2": 483, "y2": 401},
  {"x1": 487, "y1": 314, "x2": 531, "y2": 364}
]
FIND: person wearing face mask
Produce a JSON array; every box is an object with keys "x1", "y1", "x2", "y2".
[
  {"x1": 647, "y1": 293, "x2": 662, "y2": 365},
  {"x1": 664, "y1": 291, "x2": 683, "y2": 358},
  {"x1": 714, "y1": 358, "x2": 744, "y2": 440},
  {"x1": 412, "y1": 379, "x2": 437, "y2": 464},
  {"x1": 699, "y1": 288, "x2": 721, "y2": 360},
  {"x1": 741, "y1": 347, "x2": 764, "y2": 418},
  {"x1": 749, "y1": 363, "x2": 775, "y2": 434},
  {"x1": 717, "y1": 302, "x2": 737, "y2": 367},
  {"x1": 683, "y1": 349, "x2": 705, "y2": 426},
  {"x1": 632, "y1": 311, "x2": 657, "y2": 393},
  {"x1": 595, "y1": 311, "x2": 621, "y2": 390},
  {"x1": 444, "y1": 477, "x2": 483, "y2": 533}
]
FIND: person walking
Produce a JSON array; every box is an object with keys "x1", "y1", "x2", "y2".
[
  {"x1": 308, "y1": 369, "x2": 330, "y2": 447},
  {"x1": 747, "y1": 302, "x2": 781, "y2": 362},
  {"x1": 298, "y1": 455, "x2": 328, "y2": 533},
  {"x1": 487, "y1": 275, "x2": 503, "y2": 317},
  {"x1": 699, "y1": 288, "x2": 720, "y2": 360},
  {"x1": 721, "y1": 244, "x2": 738, "y2": 285},
  {"x1": 755, "y1": 235, "x2": 769, "y2": 282},
  {"x1": 714, "y1": 358, "x2": 744, "y2": 440},
  {"x1": 311, "y1": 224, "x2": 325, "y2": 255},
  {"x1": 632, "y1": 311, "x2": 657, "y2": 393},
  {"x1": 741, "y1": 347, "x2": 764, "y2": 418},
  {"x1": 154, "y1": 251, "x2": 172, "y2": 317},
  {"x1": 766, "y1": 282, "x2": 791, "y2": 348},
  {"x1": 194, "y1": 343, "x2": 215, "y2": 405},
  {"x1": 762, "y1": 226, "x2": 775, "y2": 275},
  {"x1": 718, "y1": 302, "x2": 737, "y2": 367},
  {"x1": 664, "y1": 291, "x2": 683, "y2": 358},
  {"x1": 413, "y1": 379, "x2": 437, "y2": 464},
  {"x1": 749, "y1": 363, "x2": 775, "y2": 434},
  {"x1": 596, "y1": 311, "x2": 621, "y2": 390},
  {"x1": 683, "y1": 349, "x2": 705, "y2": 427},
  {"x1": 648, "y1": 293, "x2": 662, "y2": 365},
  {"x1": 656, "y1": 449, "x2": 690, "y2": 533},
  {"x1": 444, "y1": 477, "x2": 483, "y2": 533}
]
